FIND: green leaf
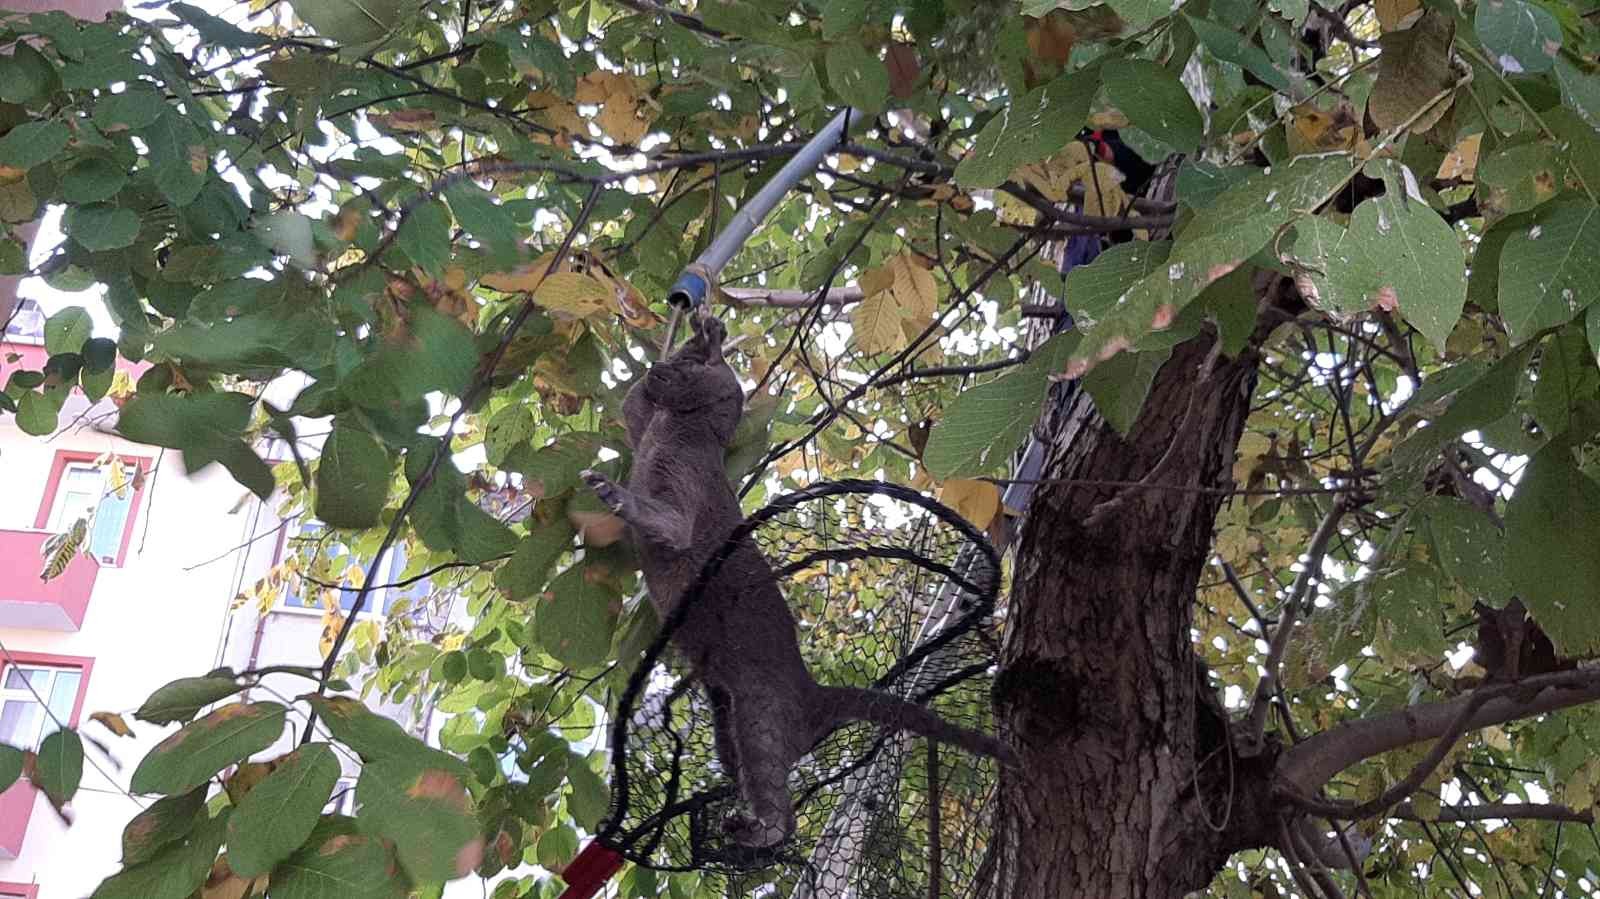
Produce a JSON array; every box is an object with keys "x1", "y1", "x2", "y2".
[
  {"x1": 503, "y1": 432, "x2": 602, "y2": 498},
  {"x1": 36, "y1": 728, "x2": 83, "y2": 806},
  {"x1": 445, "y1": 182, "x2": 520, "y2": 269},
  {"x1": 565, "y1": 753, "x2": 610, "y2": 831},
  {"x1": 287, "y1": 0, "x2": 407, "y2": 44},
  {"x1": 130, "y1": 702, "x2": 287, "y2": 795},
  {"x1": 167, "y1": 3, "x2": 270, "y2": 47},
  {"x1": 1102, "y1": 58, "x2": 1204, "y2": 152},
  {"x1": 0, "y1": 120, "x2": 70, "y2": 170},
  {"x1": 1420, "y1": 497, "x2": 1514, "y2": 604},
  {"x1": 0, "y1": 44, "x2": 60, "y2": 104},
  {"x1": 395, "y1": 199, "x2": 451, "y2": 276},
  {"x1": 257, "y1": 211, "x2": 317, "y2": 269},
  {"x1": 44, "y1": 306, "x2": 93, "y2": 355},
  {"x1": 62, "y1": 157, "x2": 131, "y2": 205},
  {"x1": 1530, "y1": 324, "x2": 1600, "y2": 439},
  {"x1": 954, "y1": 69, "x2": 1097, "y2": 189},
  {"x1": 493, "y1": 517, "x2": 576, "y2": 600},
  {"x1": 227, "y1": 743, "x2": 342, "y2": 877},
  {"x1": 534, "y1": 562, "x2": 619, "y2": 670},
  {"x1": 64, "y1": 204, "x2": 141, "y2": 252},
  {"x1": 271, "y1": 821, "x2": 406, "y2": 899},
  {"x1": 135, "y1": 675, "x2": 247, "y2": 725},
  {"x1": 1068, "y1": 155, "x2": 1351, "y2": 371},
  {"x1": 484, "y1": 405, "x2": 535, "y2": 467},
  {"x1": 140, "y1": 113, "x2": 208, "y2": 207},
  {"x1": 1186, "y1": 15, "x2": 1290, "y2": 91},
  {"x1": 534, "y1": 823, "x2": 578, "y2": 871},
  {"x1": 1290, "y1": 162, "x2": 1466, "y2": 348},
  {"x1": 345, "y1": 306, "x2": 477, "y2": 405},
  {"x1": 16, "y1": 392, "x2": 59, "y2": 436},
  {"x1": 923, "y1": 333, "x2": 1081, "y2": 478},
  {"x1": 1498, "y1": 196, "x2": 1600, "y2": 342},
  {"x1": 1475, "y1": 0, "x2": 1561, "y2": 75},
  {"x1": 1082, "y1": 346, "x2": 1173, "y2": 435},
  {"x1": 1063, "y1": 241, "x2": 1173, "y2": 325},
  {"x1": 91, "y1": 809, "x2": 229, "y2": 899},
  {"x1": 122, "y1": 787, "x2": 208, "y2": 865},
  {"x1": 92, "y1": 86, "x2": 168, "y2": 132},
  {"x1": 825, "y1": 41, "x2": 889, "y2": 115},
  {"x1": 822, "y1": 0, "x2": 870, "y2": 39},
  {"x1": 303, "y1": 694, "x2": 469, "y2": 776},
  {"x1": 316, "y1": 424, "x2": 392, "y2": 529},
  {"x1": 1506, "y1": 442, "x2": 1600, "y2": 656},
  {"x1": 1476, "y1": 141, "x2": 1562, "y2": 220},
  {"x1": 0, "y1": 238, "x2": 24, "y2": 275},
  {"x1": 356, "y1": 757, "x2": 480, "y2": 883},
  {"x1": 0, "y1": 745, "x2": 22, "y2": 792},
  {"x1": 118, "y1": 393, "x2": 276, "y2": 500}
]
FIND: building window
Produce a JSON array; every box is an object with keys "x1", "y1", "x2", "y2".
[
  {"x1": 279, "y1": 522, "x2": 432, "y2": 618},
  {"x1": 34, "y1": 453, "x2": 149, "y2": 567},
  {"x1": 2, "y1": 298, "x2": 45, "y2": 343},
  {"x1": 0, "y1": 664, "x2": 83, "y2": 752}
]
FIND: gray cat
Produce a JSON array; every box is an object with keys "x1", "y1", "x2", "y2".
[{"x1": 581, "y1": 307, "x2": 1015, "y2": 849}]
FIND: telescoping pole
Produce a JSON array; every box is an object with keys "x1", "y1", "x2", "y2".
[{"x1": 665, "y1": 107, "x2": 863, "y2": 311}]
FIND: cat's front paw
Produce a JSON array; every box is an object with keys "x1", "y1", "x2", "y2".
[{"x1": 580, "y1": 469, "x2": 627, "y2": 515}]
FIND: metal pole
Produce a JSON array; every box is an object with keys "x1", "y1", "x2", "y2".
[{"x1": 666, "y1": 108, "x2": 863, "y2": 309}]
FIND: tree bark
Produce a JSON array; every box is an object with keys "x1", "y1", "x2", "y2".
[{"x1": 995, "y1": 324, "x2": 1270, "y2": 898}]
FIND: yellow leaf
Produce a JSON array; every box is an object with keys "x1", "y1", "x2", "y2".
[
  {"x1": 852, "y1": 290, "x2": 908, "y2": 355},
  {"x1": 1070, "y1": 161, "x2": 1129, "y2": 218},
  {"x1": 1286, "y1": 105, "x2": 1362, "y2": 157},
  {"x1": 940, "y1": 479, "x2": 1001, "y2": 529},
  {"x1": 0, "y1": 165, "x2": 26, "y2": 185},
  {"x1": 890, "y1": 254, "x2": 938, "y2": 321},
  {"x1": 88, "y1": 711, "x2": 133, "y2": 737},
  {"x1": 1374, "y1": 0, "x2": 1421, "y2": 31},
  {"x1": 535, "y1": 271, "x2": 615, "y2": 319},
  {"x1": 1436, "y1": 133, "x2": 1481, "y2": 182},
  {"x1": 372, "y1": 109, "x2": 437, "y2": 132}
]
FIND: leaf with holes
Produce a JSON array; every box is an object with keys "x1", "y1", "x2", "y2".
[
  {"x1": 1476, "y1": 0, "x2": 1561, "y2": 74},
  {"x1": 1498, "y1": 196, "x2": 1600, "y2": 342},
  {"x1": 1290, "y1": 162, "x2": 1465, "y2": 348}
]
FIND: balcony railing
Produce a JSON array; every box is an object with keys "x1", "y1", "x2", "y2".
[{"x1": 0, "y1": 529, "x2": 100, "y2": 631}]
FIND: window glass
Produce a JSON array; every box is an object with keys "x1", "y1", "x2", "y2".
[
  {"x1": 47, "y1": 463, "x2": 139, "y2": 564},
  {"x1": 4, "y1": 297, "x2": 45, "y2": 341},
  {"x1": 0, "y1": 665, "x2": 81, "y2": 750}
]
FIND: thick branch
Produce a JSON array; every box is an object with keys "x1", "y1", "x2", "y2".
[{"x1": 1276, "y1": 667, "x2": 1600, "y2": 798}]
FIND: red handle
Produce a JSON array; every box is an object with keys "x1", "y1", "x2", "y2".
[{"x1": 557, "y1": 842, "x2": 626, "y2": 899}]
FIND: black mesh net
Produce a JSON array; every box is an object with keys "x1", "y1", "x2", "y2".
[{"x1": 598, "y1": 479, "x2": 1004, "y2": 897}]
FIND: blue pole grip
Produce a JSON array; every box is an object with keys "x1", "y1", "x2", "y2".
[{"x1": 667, "y1": 270, "x2": 709, "y2": 309}]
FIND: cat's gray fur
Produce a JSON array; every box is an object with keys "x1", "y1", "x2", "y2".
[{"x1": 581, "y1": 308, "x2": 1014, "y2": 848}]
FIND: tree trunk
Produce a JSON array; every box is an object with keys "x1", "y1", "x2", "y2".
[{"x1": 995, "y1": 323, "x2": 1271, "y2": 898}]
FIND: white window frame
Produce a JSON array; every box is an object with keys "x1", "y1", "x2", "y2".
[
  {"x1": 45, "y1": 461, "x2": 139, "y2": 566},
  {"x1": 0, "y1": 664, "x2": 82, "y2": 752}
]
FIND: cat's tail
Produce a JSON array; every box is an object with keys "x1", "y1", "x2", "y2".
[{"x1": 815, "y1": 685, "x2": 1019, "y2": 766}]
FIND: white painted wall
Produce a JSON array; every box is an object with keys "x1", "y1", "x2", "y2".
[{"x1": 0, "y1": 387, "x2": 272, "y2": 899}]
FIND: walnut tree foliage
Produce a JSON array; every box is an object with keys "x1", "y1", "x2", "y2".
[{"x1": 4, "y1": 0, "x2": 1600, "y2": 894}]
